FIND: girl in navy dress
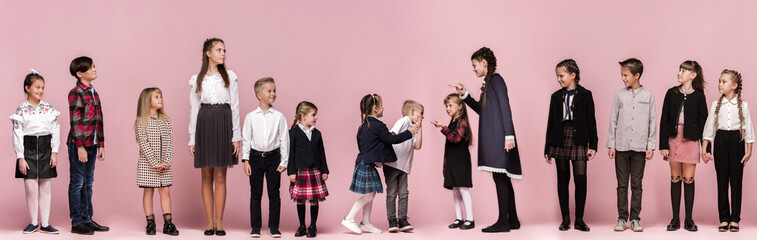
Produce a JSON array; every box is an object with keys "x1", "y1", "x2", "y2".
[
  {"x1": 341, "y1": 94, "x2": 418, "y2": 235},
  {"x1": 451, "y1": 47, "x2": 522, "y2": 233}
]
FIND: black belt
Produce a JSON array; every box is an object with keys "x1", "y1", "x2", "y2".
[
  {"x1": 201, "y1": 103, "x2": 230, "y2": 108},
  {"x1": 251, "y1": 148, "x2": 280, "y2": 158}
]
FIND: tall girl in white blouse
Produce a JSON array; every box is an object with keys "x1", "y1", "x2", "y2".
[
  {"x1": 10, "y1": 69, "x2": 61, "y2": 234},
  {"x1": 701, "y1": 69, "x2": 753, "y2": 232},
  {"x1": 188, "y1": 38, "x2": 242, "y2": 236}
]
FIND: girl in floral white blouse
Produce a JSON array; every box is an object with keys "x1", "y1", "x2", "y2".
[
  {"x1": 135, "y1": 87, "x2": 178, "y2": 236},
  {"x1": 10, "y1": 69, "x2": 61, "y2": 234}
]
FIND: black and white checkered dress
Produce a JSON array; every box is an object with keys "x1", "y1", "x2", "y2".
[{"x1": 135, "y1": 116, "x2": 174, "y2": 188}]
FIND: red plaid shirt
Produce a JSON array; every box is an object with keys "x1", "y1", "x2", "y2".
[{"x1": 67, "y1": 81, "x2": 105, "y2": 148}]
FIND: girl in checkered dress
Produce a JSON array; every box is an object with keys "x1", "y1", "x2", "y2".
[
  {"x1": 134, "y1": 88, "x2": 178, "y2": 236},
  {"x1": 341, "y1": 94, "x2": 419, "y2": 235},
  {"x1": 287, "y1": 101, "x2": 329, "y2": 237},
  {"x1": 544, "y1": 59, "x2": 598, "y2": 232}
]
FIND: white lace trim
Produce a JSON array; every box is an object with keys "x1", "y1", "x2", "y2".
[{"x1": 478, "y1": 166, "x2": 522, "y2": 179}]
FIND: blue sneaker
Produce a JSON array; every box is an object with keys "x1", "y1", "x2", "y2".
[
  {"x1": 40, "y1": 225, "x2": 60, "y2": 234},
  {"x1": 23, "y1": 224, "x2": 38, "y2": 234}
]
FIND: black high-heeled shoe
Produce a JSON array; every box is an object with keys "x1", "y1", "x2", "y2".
[
  {"x1": 666, "y1": 218, "x2": 680, "y2": 231},
  {"x1": 684, "y1": 218, "x2": 698, "y2": 232}
]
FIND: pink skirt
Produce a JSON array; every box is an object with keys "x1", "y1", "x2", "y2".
[{"x1": 666, "y1": 124, "x2": 700, "y2": 164}]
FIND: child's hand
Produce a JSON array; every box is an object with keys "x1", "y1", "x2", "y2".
[
  {"x1": 741, "y1": 153, "x2": 751, "y2": 164},
  {"x1": 50, "y1": 153, "x2": 58, "y2": 168},
  {"x1": 660, "y1": 149, "x2": 670, "y2": 159},
  {"x1": 97, "y1": 147, "x2": 105, "y2": 161},
  {"x1": 645, "y1": 149, "x2": 654, "y2": 160},
  {"x1": 544, "y1": 154, "x2": 553, "y2": 164},
  {"x1": 77, "y1": 147, "x2": 88, "y2": 162},
  {"x1": 322, "y1": 173, "x2": 329, "y2": 181},
  {"x1": 232, "y1": 141, "x2": 241, "y2": 157},
  {"x1": 701, "y1": 148, "x2": 712, "y2": 163},
  {"x1": 504, "y1": 139, "x2": 516, "y2": 152},
  {"x1": 277, "y1": 166, "x2": 286, "y2": 173},
  {"x1": 587, "y1": 149, "x2": 596, "y2": 160},
  {"x1": 431, "y1": 121, "x2": 444, "y2": 128},
  {"x1": 289, "y1": 174, "x2": 296, "y2": 183},
  {"x1": 448, "y1": 83, "x2": 467, "y2": 96},
  {"x1": 608, "y1": 148, "x2": 616, "y2": 159},
  {"x1": 408, "y1": 125, "x2": 419, "y2": 135},
  {"x1": 18, "y1": 158, "x2": 29, "y2": 175},
  {"x1": 243, "y1": 161, "x2": 252, "y2": 176},
  {"x1": 188, "y1": 145, "x2": 195, "y2": 157}
]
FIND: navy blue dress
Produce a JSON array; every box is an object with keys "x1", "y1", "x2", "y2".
[{"x1": 463, "y1": 74, "x2": 522, "y2": 179}]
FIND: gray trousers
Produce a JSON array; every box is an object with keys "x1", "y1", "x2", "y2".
[
  {"x1": 383, "y1": 166, "x2": 409, "y2": 220},
  {"x1": 615, "y1": 151, "x2": 646, "y2": 221}
]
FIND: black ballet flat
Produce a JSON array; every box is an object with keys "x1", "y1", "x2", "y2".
[
  {"x1": 666, "y1": 218, "x2": 680, "y2": 231},
  {"x1": 204, "y1": 228, "x2": 215, "y2": 236},
  {"x1": 460, "y1": 220, "x2": 475, "y2": 230},
  {"x1": 215, "y1": 229, "x2": 227, "y2": 236},
  {"x1": 448, "y1": 219, "x2": 462, "y2": 229}
]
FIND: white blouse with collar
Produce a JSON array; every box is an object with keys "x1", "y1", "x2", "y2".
[
  {"x1": 9, "y1": 100, "x2": 61, "y2": 159},
  {"x1": 703, "y1": 97, "x2": 754, "y2": 143},
  {"x1": 188, "y1": 70, "x2": 242, "y2": 145}
]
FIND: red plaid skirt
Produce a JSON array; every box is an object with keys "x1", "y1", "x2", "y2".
[
  {"x1": 290, "y1": 167, "x2": 329, "y2": 201},
  {"x1": 547, "y1": 124, "x2": 588, "y2": 161}
]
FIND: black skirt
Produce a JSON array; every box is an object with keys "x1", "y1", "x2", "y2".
[
  {"x1": 443, "y1": 120, "x2": 473, "y2": 189},
  {"x1": 194, "y1": 104, "x2": 237, "y2": 168},
  {"x1": 15, "y1": 135, "x2": 57, "y2": 179}
]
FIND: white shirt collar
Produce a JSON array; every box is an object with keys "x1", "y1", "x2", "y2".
[
  {"x1": 721, "y1": 97, "x2": 738, "y2": 105},
  {"x1": 253, "y1": 105, "x2": 277, "y2": 115},
  {"x1": 298, "y1": 123, "x2": 314, "y2": 132}
]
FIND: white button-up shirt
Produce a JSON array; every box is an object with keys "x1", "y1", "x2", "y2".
[
  {"x1": 703, "y1": 97, "x2": 755, "y2": 143},
  {"x1": 10, "y1": 100, "x2": 61, "y2": 158},
  {"x1": 242, "y1": 106, "x2": 290, "y2": 167},
  {"x1": 188, "y1": 70, "x2": 241, "y2": 145}
]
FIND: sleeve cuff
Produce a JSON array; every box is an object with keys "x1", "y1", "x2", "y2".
[
  {"x1": 505, "y1": 135, "x2": 514, "y2": 140},
  {"x1": 16, "y1": 153, "x2": 24, "y2": 159},
  {"x1": 461, "y1": 91, "x2": 469, "y2": 99}
]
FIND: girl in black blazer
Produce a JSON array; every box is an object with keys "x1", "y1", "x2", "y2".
[
  {"x1": 544, "y1": 59, "x2": 598, "y2": 232},
  {"x1": 659, "y1": 61, "x2": 708, "y2": 232},
  {"x1": 287, "y1": 101, "x2": 329, "y2": 237}
]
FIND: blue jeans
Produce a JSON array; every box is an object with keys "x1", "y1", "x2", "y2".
[{"x1": 68, "y1": 142, "x2": 96, "y2": 226}]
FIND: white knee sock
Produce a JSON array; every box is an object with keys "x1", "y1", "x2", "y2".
[
  {"x1": 452, "y1": 188, "x2": 463, "y2": 220},
  {"x1": 361, "y1": 197, "x2": 374, "y2": 224},
  {"x1": 460, "y1": 187, "x2": 474, "y2": 221},
  {"x1": 24, "y1": 179, "x2": 39, "y2": 225},
  {"x1": 346, "y1": 193, "x2": 376, "y2": 221},
  {"x1": 39, "y1": 179, "x2": 52, "y2": 227}
]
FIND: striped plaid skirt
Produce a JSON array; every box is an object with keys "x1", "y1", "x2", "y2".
[
  {"x1": 547, "y1": 124, "x2": 588, "y2": 161},
  {"x1": 289, "y1": 167, "x2": 329, "y2": 201},
  {"x1": 349, "y1": 161, "x2": 384, "y2": 194}
]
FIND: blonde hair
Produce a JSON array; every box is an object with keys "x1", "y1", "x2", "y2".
[
  {"x1": 254, "y1": 77, "x2": 275, "y2": 95},
  {"x1": 135, "y1": 88, "x2": 167, "y2": 139},
  {"x1": 292, "y1": 101, "x2": 318, "y2": 129},
  {"x1": 401, "y1": 100, "x2": 424, "y2": 116},
  {"x1": 714, "y1": 69, "x2": 745, "y2": 140}
]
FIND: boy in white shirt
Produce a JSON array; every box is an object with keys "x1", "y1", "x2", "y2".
[
  {"x1": 242, "y1": 77, "x2": 289, "y2": 238},
  {"x1": 384, "y1": 100, "x2": 423, "y2": 233}
]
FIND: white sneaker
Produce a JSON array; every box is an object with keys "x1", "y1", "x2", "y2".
[
  {"x1": 359, "y1": 222, "x2": 383, "y2": 234},
  {"x1": 614, "y1": 219, "x2": 626, "y2": 231},
  {"x1": 341, "y1": 218, "x2": 362, "y2": 234},
  {"x1": 631, "y1": 220, "x2": 643, "y2": 232}
]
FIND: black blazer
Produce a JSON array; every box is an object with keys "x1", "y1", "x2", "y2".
[
  {"x1": 356, "y1": 116, "x2": 413, "y2": 164},
  {"x1": 287, "y1": 126, "x2": 329, "y2": 175},
  {"x1": 544, "y1": 85, "x2": 598, "y2": 154},
  {"x1": 659, "y1": 87, "x2": 708, "y2": 150}
]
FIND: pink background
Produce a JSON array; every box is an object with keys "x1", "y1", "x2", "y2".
[{"x1": 3, "y1": 0, "x2": 757, "y2": 239}]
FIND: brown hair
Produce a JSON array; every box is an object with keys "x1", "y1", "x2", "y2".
[
  {"x1": 471, "y1": 47, "x2": 497, "y2": 108},
  {"x1": 619, "y1": 58, "x2": 644, "y2": 79},
  {"x1": 714, "y1": 69, "x2": 745, "y2": 140},
  {"x1": 358, "y1": 93, "x2": 381, "y2": 133},
  {"x1": 195, "y1": 38, "x2": 230, "y2": 93},
  {"x1": 556, "y1": 59, "x2": 581, "y2": 84},
  {"x1": 445, "y1": 93, "x2": 473, "y2": 146},
  {"x1": 23, "y1": 72, "x2": 44, "y2": 94},
  {"x1": 401, "y1": 100, "x2": 424, "y2": 117},
  {"x1": 292, "y1": 101, "x2": 318, "y2": 129},
  {"x1": 678, "y1": 60, "x2": 705, "y2": 92}
]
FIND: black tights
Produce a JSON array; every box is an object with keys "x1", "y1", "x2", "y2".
[
  {"x1": 556, "y1": 160, "x2": 587, "y2": 223},
  {"x1": 492, "y1": 173, "x2": 520, "y2": 227}
]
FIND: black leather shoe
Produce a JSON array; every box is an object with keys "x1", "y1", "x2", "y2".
[
  {"x1": 163, "y1": 218, "x2": 179, "y2": 236},
  {"x1": 729, "y1": 222, "x2": 739, "y2": 232},
  {"x1": 460, "y1": 220, "x2": 475, "y2": 230},
  {"x1": 71, "y1": 223, "x2": 94, "y2": 235},
  {"x1": 666, "y1": 218, "x2": 680, "y2": 231},
  {"x1": 448, "y1": 219, "x2": 463, "y2": 229},
  {"x1": 203, "y1": 228, "x2": 215, "y2": 236},
  {"x1": 509, "y1": 220, "x2": 521, "y2": 230},
  {"x1": 684, "y1": 218, "x2": 698, "y2": 232},
  {"x1": 574, "y1": 221, "x2": 590, "y2": 232},
  {"x1": 482, "y1": 223, "x2": 510, "y2": 233},
  {"x1": 215, "y1": 229, "x2": 226, "y2": 236},
  {"x1": 146, "y1": 217, "x2": 156, "y2": 235},
  {"x1": 306, "y1": 226, "x2": 317, "y2": 238},
  {"x1": 718, "y1": 223, "x2": 729, "y2": 232},
  {"x1": 88, "y1": 220, "x2": 109, "y2": 232},
  {"x1": 295, "y1": 226, "x2": 307, "y2": 237},
  {"x1": 558, "y1": 222, "x2": 570, "y2": 231}
]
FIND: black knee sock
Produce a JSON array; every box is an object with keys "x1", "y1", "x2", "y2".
[
  {"x1": 671, "y1": 181, "x2": 681, "y2": 219},
  {"x1": 297, "y1": 204, "x2": 306, "y2": 227},
  {"x1": 684, "y1": 181, "x2": 695, "y2": 220},
  {"x1": 557, "y1": 169, "x2": 571, "y2": 221},
  {"x1": 310, "y1": 205, "x2": 319, "y2": 228},
  {"x1": 574, "y1": 174, "x2": 587, "y2": 222}
]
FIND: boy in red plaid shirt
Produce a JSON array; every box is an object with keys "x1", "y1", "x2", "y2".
[{"x1": 66, "y1": 56, "x2": 109, "y2": 235}]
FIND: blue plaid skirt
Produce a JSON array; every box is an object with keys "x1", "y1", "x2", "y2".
[{"x1": 349, "y1": 161, "x2": 383, "y2": 194}]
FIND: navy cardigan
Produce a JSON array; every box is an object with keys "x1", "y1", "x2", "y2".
[
  {"x1": 287, "y1": 126, "x2": 329, "y2": 175},
  {"x1": 355, "y1": 116, "x2": 413, "y2": 164}
]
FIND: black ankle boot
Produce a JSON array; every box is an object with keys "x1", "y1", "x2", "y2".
[
  {"x1": 146, "y1": 215, "x2": 156, "y2": 235},
  {"x1": 162, "y1": 213, "x2": 179, "y2": 236}
]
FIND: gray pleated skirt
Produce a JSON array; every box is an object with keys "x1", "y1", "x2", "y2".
[{"x1": 194, "y1": 104, "x2": 237, "y2": 168}]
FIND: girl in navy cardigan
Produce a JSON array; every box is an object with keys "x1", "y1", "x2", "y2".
[
  {"x1": 288, "y1": 101, "x2": 329, "y2": 237},
  {"x1": 341, "y1": 94, "x2": 418, "y2": 235}
]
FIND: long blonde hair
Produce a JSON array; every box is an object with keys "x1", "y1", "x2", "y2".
[
  {"x1": 714, "y1": 69, "x2": 745, "y2": 140},
  {"x1": 135, "y1": 88, "x2": 168, "y2": 139}
]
